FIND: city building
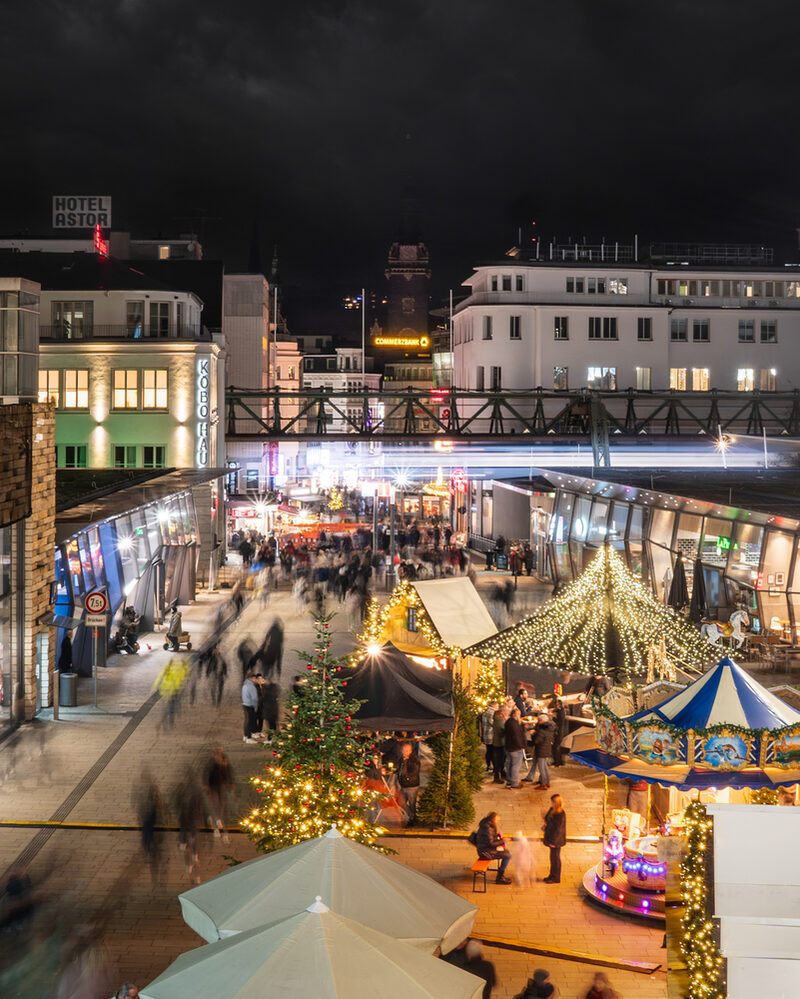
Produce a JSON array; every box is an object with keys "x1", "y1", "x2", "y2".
[
  {"x1": 0, "y1": 277, "x2": 55, "y2": 726},
  {"x1": 452, "y1": 241, "x2": 800, "y2": 394},
  {"x1": 301, "y1": 348, "x2": 380, "y2": 434}
]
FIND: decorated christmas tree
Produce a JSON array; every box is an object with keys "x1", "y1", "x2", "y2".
[
  {"x1": 470, "y1": 545, "x2": 714, "y2": 677},
  {"x1": 241, "y1": 614, "x2": 385, "y2": 852},
  {"x1": 472, "y1": 662, "x2": 505, "y2": 710}
]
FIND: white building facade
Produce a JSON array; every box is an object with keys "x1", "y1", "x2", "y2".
[{"x1": 453, "y1": 259, "x2": 800, "y2": 394}]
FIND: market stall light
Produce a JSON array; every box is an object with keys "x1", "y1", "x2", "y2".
[
  {"x1": 680, "y1": 801, "x2": 725, "y2": 999},
  {"x1": 366, "y1": 642, "x2": 383, "y2": 657}
]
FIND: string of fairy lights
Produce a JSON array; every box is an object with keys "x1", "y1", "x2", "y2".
[
  {"x1": 350, "y1": 583, "x2": 458, "y2": 666},
  {"x1": 680, "y1": 801, "x2": 725, "y2": 999},
  {"x1": 470, "y1": 546, "x2": 715, "y2": 677}
]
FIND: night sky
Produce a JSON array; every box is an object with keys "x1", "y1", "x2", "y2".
[{"x1": 4, "y1": 0, "x2": 800, "y2": 332}]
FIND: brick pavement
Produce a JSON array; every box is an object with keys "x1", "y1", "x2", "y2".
[{"x1": 0, "y1": 580, "x2": 666, "y2": 999}]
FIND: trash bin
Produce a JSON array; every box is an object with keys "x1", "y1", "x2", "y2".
[{"x1": 59, "y1": 672, "x2": 77, "y2": 707}]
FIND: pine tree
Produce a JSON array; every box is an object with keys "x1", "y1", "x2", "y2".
[
  {"x1": 241, "y1": 614, "x2": 385, "y2": 852},
  {"x1": 454, "y1": 676, "x2": 485, "y2": 793}
]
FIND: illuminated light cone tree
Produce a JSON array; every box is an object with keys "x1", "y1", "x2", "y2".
[
  {"x1": 470, "y1": 545, "x2": 715, "y2": 678},
  {"x1": 241, "y1": 614, "x2": 385, "y2": 853}
]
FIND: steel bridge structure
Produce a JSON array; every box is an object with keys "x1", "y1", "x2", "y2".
[{"x1": 226, "y1": 387, "x2": 800, "y2": 466}]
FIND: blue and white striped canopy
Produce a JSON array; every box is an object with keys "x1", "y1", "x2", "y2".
[{"x1": 629, "y1": 656, "x2": 800, "y2": 732}]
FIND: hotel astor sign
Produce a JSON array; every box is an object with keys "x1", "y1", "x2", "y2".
[{"x1": 52, "y1": 195, "x2": 112, "y2": 228}]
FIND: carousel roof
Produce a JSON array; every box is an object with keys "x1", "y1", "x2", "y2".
[{"x1": 628, "y1": 656, "x2": 800, "y2": 732}]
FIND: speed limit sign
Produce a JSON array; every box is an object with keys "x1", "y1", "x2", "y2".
[{"x1": 85, "y1": 590, "x2": 108, "y2": 614}]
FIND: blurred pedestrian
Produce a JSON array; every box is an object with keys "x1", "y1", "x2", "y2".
[
  {"x1": 241, "y1": 672, "x2": 259, "y2": 744},
  {"x1": 504, "y1": 707, "x2": 526, "y2": 789},
  {"x1": 514, "y1": 968, "x2": 555, "y2": 999},
  {"x1": 586, "y1": 971, "x2": 619, "y2": 999},
  {"x1": 510, "y1": 830, "x2": 535, "y2": 887},
  {"x1": 58, "y1": 629, "x2": 73, "y2": 673},
  {"x1": 136, "y1": 774, "x2": 163, "y2": 886},
  {"x1": 175, "y1": 769, "x2": 205, "y2": 883},
  {"x1": 260, "y1": 619, "x2": 284, "y2": 679},
  {"x1": 463, "y1": 940, "x2": 496, "y2": 998},
  {"x1": 205, "y1": 744, "x2": 234, "y2": 843},
  {"x1": 115, "y1": 982, "x2": 140, "y2": 998},
  {"x1": 261, "y1": 679, "x2": 280, "y2": 741},
  {"x1": 154, "y1": 657, "x2": 189, "y2": 729},
  {"x1": 542, "y1": 793, "x2": 566, "y2": 884}
]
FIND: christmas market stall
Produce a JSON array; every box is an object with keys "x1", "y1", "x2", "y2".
[
  {"x1": 467, "y1": 545, "x2": 715, "y2": 681},
  {"x1": 339, "y1": 642, "x2": 454, "y2": 733},
  {"x1": 354, "y1": 577, "x2": 498, "y2": 686},
  {"x1": 568, "y1": 655, "x2": 800, "y2": 922},
  {"x1": 179, "y1": 825, "x2": 476, "y2": 954}
]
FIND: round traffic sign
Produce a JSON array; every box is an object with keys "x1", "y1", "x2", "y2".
[{"x1": 85, "y1": 590, "x2": 108, "y2": 614}]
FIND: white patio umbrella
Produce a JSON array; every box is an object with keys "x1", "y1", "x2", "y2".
[
  {"x1": 142, "y1": 897, "x2": 484, "y2": 999},
  {"x1": 179, "y1": 825, "x2": 476, "y2": 954}
]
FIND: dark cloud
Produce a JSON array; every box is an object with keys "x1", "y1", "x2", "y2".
[{"x1": 3, "y1": 0, "x2": 800, "y2": 328}]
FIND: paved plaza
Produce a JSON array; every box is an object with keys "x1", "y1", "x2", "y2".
[{"x1": 0, "y1": 577, "x2": 666, "y2": 998}]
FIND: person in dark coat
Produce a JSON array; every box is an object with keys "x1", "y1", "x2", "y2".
[
  {"x1": 491, "y1": 706, "x2": 508, "y2": 784},
  {"x1": 397, "y1": 742, "x2": 421, "y2": 823},
  {"x1": 524, "y1": 713, "x2": 554, "y2": 788},
  {"x1": 463, "y1": 940, "x2": 496, "y2": 998},
  {"x1": 523, "y1": 543, "x2": 534, "y2": 576},
  {"x1": 550, "y1": 698, "x2": 568, "y2": 766},
  {"x1": 504, "y1": 708, "x2": 526, "y2": 788},
  {"x1": 513, "y1": 685, "x2": 527, "y2": 714},
  {"x1": 542, "y1": 794, "x2": 566, "y2": 883},
  {"x1": 584, "y1": 674, "x2": 612, "y2": 700},
  {"x1": 58, "y1": 629, "x2": 73, "y2": 672},
  {"x1": 475, "y1": 811, "x2": 512, "y2": 884},
  {"x1": 516, "y1": 968, "x2": 555, "y2": 998}
]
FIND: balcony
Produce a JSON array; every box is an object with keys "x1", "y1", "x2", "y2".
[{"x1": 40, "y1": 324, "x2": 212, "y2": 342}]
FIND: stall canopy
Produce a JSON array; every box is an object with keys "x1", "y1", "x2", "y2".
[
  {"x1": 569, "y1": 656, "x2": 800, "y2": 790},
  {"x1": 340, "y1": 643, "x2": 454, "y2": 732},
  {"x1": 149, "y1": 897, "x2": 484, "y2": 999},
  {"x1": 411, "y1": 577, "x2": 497, "y2": 650},
  {"x1": 179, "y1": 825, "x2": 476, "y2": 953}
]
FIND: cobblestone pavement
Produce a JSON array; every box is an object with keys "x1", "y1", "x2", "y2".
[{"x1": 0, "y1": 577, "x2": 666, "y2": 999}]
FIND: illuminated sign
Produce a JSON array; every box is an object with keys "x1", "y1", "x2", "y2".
[
  {"x1": 52, "y1": 195, "x2": 112, "y2": 228},
  {"x1": 195, "y1": 358, "x2": 210, "y2": 467},
  {"x1": 94, "y1": 225, "x2": 109, "y2": 257},
  {"x1": 449, "y1": 468, "x2": 468, "y2": 495},
  {"x1": 374, "y1": 335, "x2": 430, "y2": 349}
]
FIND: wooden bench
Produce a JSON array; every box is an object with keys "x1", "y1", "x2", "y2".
[{"x1": 471, "y1": 858, "x2": 499, "y2": 893}]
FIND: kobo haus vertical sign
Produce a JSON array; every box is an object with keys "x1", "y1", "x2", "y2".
[{"x1": 195, "y1": 358, "x2": 210, "y2": 467}]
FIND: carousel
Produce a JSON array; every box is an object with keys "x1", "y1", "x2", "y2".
[{"x1": 569, "y1": 656, "x2": 800, "y2": 922}]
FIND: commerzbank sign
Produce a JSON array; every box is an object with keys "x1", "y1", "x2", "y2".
[{"x1": 374, "y1": 335, "x2": 430, "y2": 349}]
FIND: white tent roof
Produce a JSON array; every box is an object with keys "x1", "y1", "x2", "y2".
[
  {"x1": 143, "y1": 900, "x2": 484, "y2": 999},
  {"x1": 411, "y1": 577, "x2": 497, "y2": 649},
  {"x1": 179, "y1": 826, "x2": 476, "y2": 954}
]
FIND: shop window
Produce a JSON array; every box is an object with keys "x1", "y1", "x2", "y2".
[
  {"x1": 142, "y1": 369, "x2": 168, "y2": 408},
  {"x1": 63, "y1": 445, "x2": 86, "y2": 468},
  {"x1": 63, "y1": 369, "x2": 89, "y2": 408},
  {"x1": 113, "y1": 369, "x2": 138, "y2": 409},
  {"x1": 143, "y1": 445, "x2": 166, "y2": 469},
  {"x1": 727, "y1": 522, "x2": 764, "y2": 585},
  {"x1": 114, "y1": 446, "x2": 137, "y2": 468},
  {"x1": 691, "y1": 368, "x2": 709, "y2": 391},
  {"x1": 38, "y1": 369, "x2": 59, "y2": 406},
  {"x1": 700, "y1": 518, "x2": 733, "y2": 568}
]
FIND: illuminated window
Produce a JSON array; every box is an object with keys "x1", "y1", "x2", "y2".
[
  {"x1": 692, "y1": 368, "x2": 710, "y2": 391},
  {"x1": 38, "y1": 369, "x2": 59, "y2": 406},
  {"x1": 636, "y1": 367, "x2": 651, "y2": 390},
  {"x1": 142, "y1": 369, "x2": 168, "y2": 409},
  {"x1": 113, "y1": 369, "x2": 138, "y2": 409},
  {"x1": 760, "y1": 368, "x2": 777, "y2": 392},
  {"x1": 114, "y1": 446, "x2": 137, "y2": 468},
  {"x1": 482, "y1": 316, "x2": 493, "y2": 340},
  {"x1": 670, "y1": 367, "x2": 687, "y2": 391},
  {"x1": 609, "y1": 278, "x2": 628, "y2": 295},
  {"x1": 509, "y1": 315, "x2": 521, "y2": 340},
  {"x1": 52, "y1": 301, "x2": 93, "y2": 339},
  {"x1": 587, "y1": 367, "x2": 616, "y2": 390},
  {"x1": 737, "y1": 368, "x2": 755, "y2": 392},
  {"x1": 738, "y1": 320, "x2": 754, "y2": 342},
  {"x1": 554, "y1": 316, "x2": 569, "y2": 340},
  {"x1": 692, "y1": 320, "x2": 710, "y2": 342},
  {"x1": 554, "y1": 366, "x2": 568, "y2": 390},
  {"x1": 63, "y1": 445, "x2": 86, "y2": 468},
  {"x1": 63, "y1": 369, "x2": 88, "y2": 408},
  {"x1": 670, "y1": 319, "x2": 687, "y2": 341},
  {"x1": 760, "y1": 320, "x2": 777, "y2": 343},
  {"x1": 637, "y1": 317, "x2": 652, "y2": 340},
  {"x1": 700, "y1": 280, "x2": 719, "y2": 296},
  {"x1": 745, "y1": 281, "x2": 761, "y2": 298},
  {"x1": 158, "y1": 245, "x2": 170, "y2": 260},
  {"x1": 143, "y1": 445, "x2": 166, "y2": 468}
]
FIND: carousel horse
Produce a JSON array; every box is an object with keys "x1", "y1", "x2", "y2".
[{"x1": 700, "y1": 609, "x2": 750, "y2": 649}]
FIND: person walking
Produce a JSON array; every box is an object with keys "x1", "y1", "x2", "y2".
[
  {"x1": 58, "y1": 629, "x2": 74, "y2": 673},
  {"x1": 542, "y1": 793, "x2": 566, "y2": 884},
  {"x1": 480, "y1": 701, "x2": 498, "y2": 772},
  {"x1": 166, "y1": 603, "x2": 183, "y2": 652},
  {"x1": 204, "y1": 745, "x2": 234, "y2": 843},
  {"x1": 475, "y1": 811, "x2": 512, "y2": 884},
  {"x1": 241, "y1": 672, "x2": 259, "y2": 744},
  {"x1": 524, "y1": 712, "x2": 554, "y2": 789},
  {"x1": 585, "y1": 971, "x2": 620, "y2": 999},
  {"x1": 261, "y1": 679, "x2": 280, "y2": 741},
  {"x1": 463, "y1": 940, "x2": 496, "y2": 998},
  {"x1": 491, "y1": 704, "x2": 508, "y2": 784},
  {"x1": 523, "y1": 543, "x2": 534, "y2": 576},
  {"x1": 504, "y1": 707, "x2": 526, "y2": 789},
  {"x1": 397, "y1": 742, "x2": 421, "y2": 824}
]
